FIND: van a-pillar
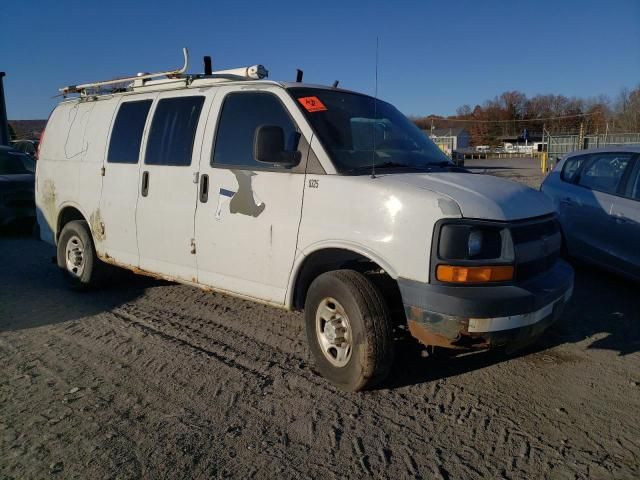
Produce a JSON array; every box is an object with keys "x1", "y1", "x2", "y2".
[{"x1": 0, "y1": 72, "x2": 9, "y2": 146}]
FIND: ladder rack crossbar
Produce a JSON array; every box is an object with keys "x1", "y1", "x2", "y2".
[
  {"x1": 59, "y1": 48, "x2": 190, "y2": 95},
  {"x1": 58, "y1": 48, "x2": 269, "y2": 96}
]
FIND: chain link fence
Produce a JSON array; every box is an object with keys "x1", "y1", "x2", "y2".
[{"x1": 547, "y1": 132, "x2": 640, "y2": 161}]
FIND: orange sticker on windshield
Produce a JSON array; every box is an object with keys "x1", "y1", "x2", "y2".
[{"x1": 298, "y1": 96, "x2": 327, "y2": 112}]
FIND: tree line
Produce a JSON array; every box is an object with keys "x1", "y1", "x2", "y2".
[{"x1": 412, "y1": 85, "x2": 640, "y2": 146}]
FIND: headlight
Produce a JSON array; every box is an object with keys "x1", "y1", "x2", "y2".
[
  {"x1": 438, "y1": 225, "x2": 506, "y2": 260},
  {"x1": 468, "y1": 230, "x2": 483, "y2": 257},
  {"x1": 434, "y1": 221, "x2": 515, "y2": 284}
]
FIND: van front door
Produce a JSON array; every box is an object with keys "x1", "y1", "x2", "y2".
[
  {"x1": 99, "y1": 96, "x2": 154, "y2": 267},
  {"x1": 194, "y1": 88, "x2": 312, "y2": 303},
  {"x1": 136, "y1": 92, "x2": 207, "y2": 281}
]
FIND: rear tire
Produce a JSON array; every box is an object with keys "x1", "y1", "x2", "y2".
[
  {"x1": 304, "y1": 269, "x2": 394, "y2": 392},
  {"x1": 57, "y1": 220, "x2": 105, "y2": 290}
]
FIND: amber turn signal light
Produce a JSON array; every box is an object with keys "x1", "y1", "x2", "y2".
[{"x1": 436, "y1": 265, "x2": 514, "y2": 283}]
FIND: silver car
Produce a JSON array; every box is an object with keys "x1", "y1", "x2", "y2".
[{"x1": 541, "y1": 146, "x2": 640, "y2": 281}]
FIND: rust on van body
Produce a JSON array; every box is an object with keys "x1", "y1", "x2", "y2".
[
  {"x1": 40, "y1": 179, "x2": 57, "y2": 225},
  {"x1": 101, "y1": 253, "x2": 198, "y2": 285},
  {"x1": 90, "y1": 209, "x2": 105, "y2": 242},
  {"x1": 405, "y1": 306, "x2": 490, "y2": 350}
]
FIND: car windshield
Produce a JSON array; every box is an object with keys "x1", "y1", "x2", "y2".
[
  {"x1": 289, "y1": 87, "x2": 452, "y2": 173},
  {"x1": 0, "y1": 149, "x2": 35, "y2": 174}
]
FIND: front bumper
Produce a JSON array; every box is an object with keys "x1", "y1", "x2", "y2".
[{"x1": 398, "y1": 259, "x2": 574, "y2": 349}]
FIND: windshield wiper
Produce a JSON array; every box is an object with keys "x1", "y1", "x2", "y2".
[
  {"x1": 346, "y1": 162, "x2": 416, "y2": 173},
  {"x1": 375, "y1": 161, "x2": 416, "y2": 169},
  {"x1": 345, "y1": 160, "x2": 456, "y2": 174},
  {"x1": 425, "y1": 161, "x2": 454, "y2": 167}
]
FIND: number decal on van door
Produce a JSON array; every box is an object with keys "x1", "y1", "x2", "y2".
[{"x1": 308, "y1": 179, "x2": 319, "y2": 189}]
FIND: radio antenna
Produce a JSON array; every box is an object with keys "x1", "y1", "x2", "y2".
[{"x1": 371, "y1": 36, "x2": 379, "y2": 179}]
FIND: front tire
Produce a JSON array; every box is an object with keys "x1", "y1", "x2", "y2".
[
  {"x1": 305, "y1": 270, "x2": 394, "y2": 391},
  {"x1": 57, "y1": 220, "x2": 104, "y2": 290}
]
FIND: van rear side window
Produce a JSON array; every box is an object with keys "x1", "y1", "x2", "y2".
[
  {"x1": 107, "y1": 100, "x2": 152, "y2": 164},
  {"x1": 145, "y1": 96, "x2": 205, "y2": 167}
]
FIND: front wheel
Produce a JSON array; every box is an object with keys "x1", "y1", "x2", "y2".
[
  {"x1": 57, "y1": 220, "x2": 105, "y2": 290},
  {"x1": 304, "y1": 270, "x2": 394, "y2": 392}
]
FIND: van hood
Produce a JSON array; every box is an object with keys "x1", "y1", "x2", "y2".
[{"x1": 379, "y1": 171, "x2": 553, "y2": 221}]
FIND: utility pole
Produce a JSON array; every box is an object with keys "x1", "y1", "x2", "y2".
[
  {"x1": 0, "y1": 72, "x2": 10, "y2": 146},
  {"x1": 541, "y1": 123, "x2": 547, "y2": 173},
  {"x1": 578, "y1": 121, "x2": 585, "y2": 150}
]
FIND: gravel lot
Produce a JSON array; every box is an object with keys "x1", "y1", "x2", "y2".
[
  {"x1": 464, "y1": 156, "x2": 545, "y2": 188},
  {"x1": 1, "y1": 158, "x2": 639, "y2": 479}
]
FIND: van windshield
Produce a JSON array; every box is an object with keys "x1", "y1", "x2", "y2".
[{"x1": 289, "y1": 87, "x2": 452, "y2": 173}]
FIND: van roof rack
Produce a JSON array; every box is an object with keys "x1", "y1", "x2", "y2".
[{"x1": 59, "y1": 48, "x2": 269, "y2": 97}]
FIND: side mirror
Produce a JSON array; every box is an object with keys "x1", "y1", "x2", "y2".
[{"x1": 253, "y1": 125, "x2": 301, "y2": 167}]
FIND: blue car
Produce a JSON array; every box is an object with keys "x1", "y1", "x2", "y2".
[
  {"x1": 541, "y1": 146, "x2": 640, "y2": 281},
  {"x1": 0, "y1": 145, "x2": 36, "y2": 229}
]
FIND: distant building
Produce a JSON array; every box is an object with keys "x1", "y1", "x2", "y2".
[{"x1": 424, "y1": 127, "x2": 470, "y2": 156}]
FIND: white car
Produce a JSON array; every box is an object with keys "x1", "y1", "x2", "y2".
[{"x1": 36, "y1": 52, "x2": 573, "y2": 391}]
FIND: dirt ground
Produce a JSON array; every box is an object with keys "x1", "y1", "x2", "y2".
[
  {"x1": 1, "y1": 158, "x2": 639, "y2": 479},
  {"x1": 464, "y1": 156, "x2": 545, "y2": 189}
]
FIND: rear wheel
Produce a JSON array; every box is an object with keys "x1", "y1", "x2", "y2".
[
  {"x1": 57, "y1": 220, "x2": 104, "y2": 290},
  {"x1": 305, "y1": 270, "x2": 394, "y2": 391}
]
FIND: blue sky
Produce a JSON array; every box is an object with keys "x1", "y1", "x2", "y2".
[{"x1": 2, "y1": 0, "x2": 639, "y2": 119}]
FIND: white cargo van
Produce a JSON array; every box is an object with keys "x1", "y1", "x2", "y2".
[{"x1": 36, "y1": 50, "x2": 573, "y2": 391}]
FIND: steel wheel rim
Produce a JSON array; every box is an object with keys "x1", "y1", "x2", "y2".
[
  {"x1": 65, "y1": 234, "x2": 85, "y2": 278},
  {"x1": 315, "y1": 297, "x2": 353, "y2": 367}
]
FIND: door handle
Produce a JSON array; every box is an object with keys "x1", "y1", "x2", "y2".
[
  {"x1": 199, "y1": 174, "x2": 209, "y2": 203},
  {"x1": 141, "y1": 171, "x2": 150, "y2": 197},
  {"x1": 559, "y1": 197, "x2": 574, "y2": 206}
]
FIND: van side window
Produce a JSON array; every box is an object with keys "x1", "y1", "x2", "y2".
[
  {"x1": 212, "y1": 92, "x2": 298, "y2": 168},
  {"x1": 107, "y1": 100, "x2": 152, "y2": 164},
  {"x1": 145, "y1": 96, "x2": 205, "y2": 166}
]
